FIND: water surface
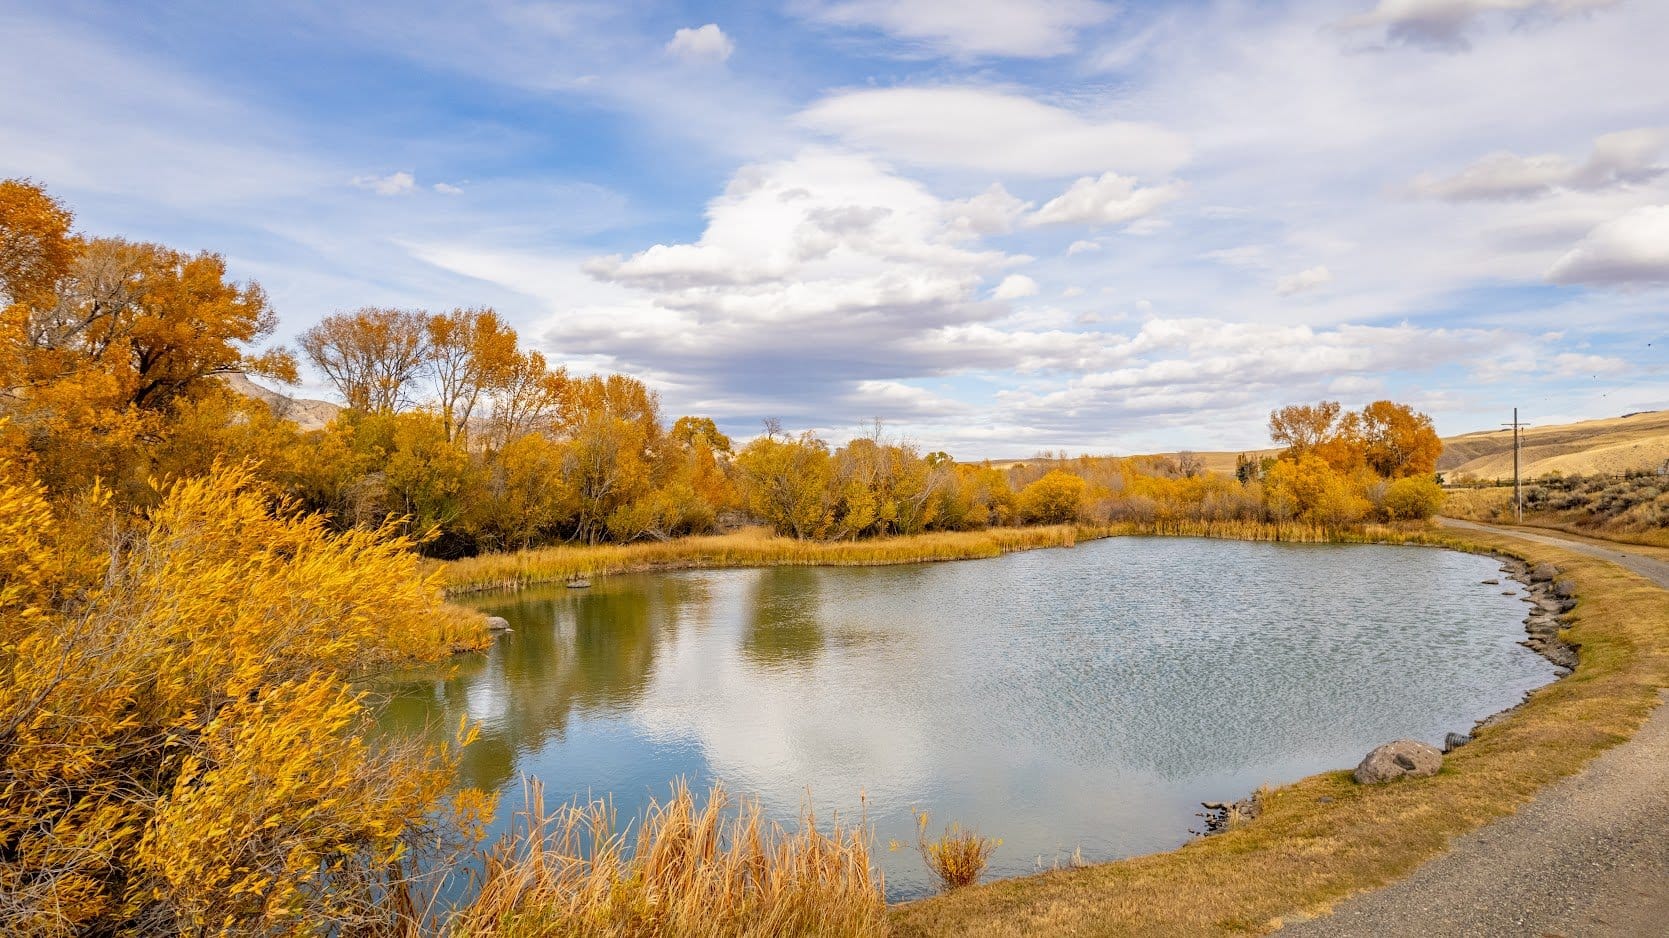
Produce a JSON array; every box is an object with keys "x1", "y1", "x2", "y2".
[{"x1": 381, "y1": 538, "x2": 1554, "y2": 899}]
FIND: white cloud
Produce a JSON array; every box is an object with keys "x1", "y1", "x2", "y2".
[
  {"x1": 1026, "y1": 172, "x2": 1183, "y2": 227},
  {"x1": 1412, "y1": 127, "x2": 1667, "y2": 200},
  {"x1": 352, "y1": 171, "x2": 416, "y2": 195},
  {"x1": 797, "y1": 87, "x2": 1189, "y2": 177},
  {"x1": 943, "y1": 183, "x2": 1030, "y2": 237},
  {"x1": 1547, "y1": 205, "x2": 1669, "y2": 285},
  {"x1": 993, "y1": 274, "x2": 1040, "y2": 299},
  {"x1": 433, "y1": 181, "x2": 464, "y2": 195},
  {"x1": 666, "y1": 24, "x2": 735, "y2": 63},
  {"x1": 1275, "y1": 266, "x2": 1333, "y2": 296},
  {"x1": 1066, "y1": 239, "x2": 1101, "y2": 255},
  {"x1": 1061, "y1": 286, "x2": 1085, "y2": 297},
  {"x1": 1339, "y1": 0, "x2": 1621, "y2": 52},
  {"x1": 799, "y1": 0, "x2": 1114, "y2": 58}
]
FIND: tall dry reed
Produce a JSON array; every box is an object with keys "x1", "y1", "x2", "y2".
[
  {"x1": 449, "y1": 780, "x2": 886, "y2": 938},
  {"x1": 441, "y1": 527, "x2": 1079, "y2": 595}
]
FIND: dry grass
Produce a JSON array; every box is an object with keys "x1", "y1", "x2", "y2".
[
  {"x1": 448, "y1": 780, "x2": 885, "y2": 938},
  {"x1": 1444, "y1": 483, "x2": 1669, "y2": 549},
  {"x1": 888, "y1": 527, "x2": 1669, "y2": 937},
  {"x1": 441, "y1": 526, "x2": 1081, "y2": 595},
  {"x1": 892, "y1": 811, "x2": 1002, "y2": 893},
  {"x1": 1438, "y1": 409, "x2": 1669, "y2": 479}
]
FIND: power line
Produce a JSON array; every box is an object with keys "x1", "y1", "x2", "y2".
[{"x1": 1502, "y1": 408, "x2": 1531, "y2": 522}]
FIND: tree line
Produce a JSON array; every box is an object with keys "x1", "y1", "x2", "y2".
[{"x1": 3, "y1": 178, "x2": 1444, "y2": 561}]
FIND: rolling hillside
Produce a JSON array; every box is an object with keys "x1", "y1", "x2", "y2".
[
  {"x1": 985, "y1": 410, "x2": 1669, "y2": 480},
  {"x1": 1438, "y1": 410, "x2": 1669, "y2": 480}
]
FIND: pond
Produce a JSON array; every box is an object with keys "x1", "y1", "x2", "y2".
[{"x1": 379, "y1": 537, "x2": 1557, "y2": 900}]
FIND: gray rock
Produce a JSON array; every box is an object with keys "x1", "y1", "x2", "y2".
[
  {"x1": 485, "y1": 615, "x2": 513, "y2": 631},
  {"x1": 1553, "y1": 579, "x2": 1577, "y2": 600},
  {"x1": 1530, "y1": 562, "x2": 1560, "y2": 583},
  {"x1": 1444, "y1": 732, "x2": 1472, "y2": 752},
  {"x1": 1481, "y1": 579, "x2": 1500, "y2": 585},
  {"x1": 1353, "y1": 740, "x2": 1444, "y2": 784}
]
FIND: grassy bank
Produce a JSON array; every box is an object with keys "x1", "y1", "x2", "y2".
[
  {"x1": 440, "y1": 526, "x2": 1083, "y2": 595},
  {"x1": 889, "y1": 526, "x2": 1669, "y2": 936}
]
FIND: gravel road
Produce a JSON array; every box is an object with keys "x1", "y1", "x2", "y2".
[{"x1": 1280, "y1": 519, "x2": 1669, "y2": 938}]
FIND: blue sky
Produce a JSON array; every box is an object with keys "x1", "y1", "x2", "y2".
[{"x1": 3, "y1": 0, "x2": 1666, "y2": 455}]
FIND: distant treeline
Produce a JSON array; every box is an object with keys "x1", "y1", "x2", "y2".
[{"x1": 4, "y1": 178, "x2": 1443, "y2": 560}]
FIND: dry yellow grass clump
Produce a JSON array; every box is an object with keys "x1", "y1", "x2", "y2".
[
  {"x1": 441, "y1": 526, "x2": 1081, "y2": 594},
  {"x1": 888, "y1": 528, "x2": 1669, "y2": 937},
  {"x1": 892, "y1": 811, "x2": 1002, "y2": 893},
  {"x1": 450, "y1": 780, "x2": 886, "y2": 938}
]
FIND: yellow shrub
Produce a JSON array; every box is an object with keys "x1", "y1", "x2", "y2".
[{"x1": 0, "y1": 459, "x2": 491, "y2": 934}]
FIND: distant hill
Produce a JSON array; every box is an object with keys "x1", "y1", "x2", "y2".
[
  {"x1": 219, "y1": 372, "x2": 341, "y2": 431},
  {"x1": 979, "y1": 410, "x2": 1669, "y2": 480},
  {"x1": 1437, "y1": 410, "x2": 1669, "y2": 480}
]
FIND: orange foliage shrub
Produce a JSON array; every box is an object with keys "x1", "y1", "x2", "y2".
[{"x1": 0, "y1": 457, "x2": 490, "y2": 934}]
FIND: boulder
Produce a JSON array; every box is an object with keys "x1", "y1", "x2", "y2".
[
  {"x1": 1353, "y1": 740, "x2": 1443, "y2": 784},
  {"x1": 485, "y1": 615, "x2": 513, "y2": 631},
  {"x1": 1481, "y1": 579, "x2": 1500, "y2": 585},
  {"x1": 1529, "y1": 563, "x2": 1560, "y2": 583},
  {"x1": 1443, "y1": 732, "x2": 1472, "y2": 752},
  {"x1": 1553, "y1": 579, "x2": 1577, "y2": 600}
]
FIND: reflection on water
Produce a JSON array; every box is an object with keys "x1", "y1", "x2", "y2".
[{"x1": 378, "y1": 538, "x2": 1557, "y2": 900}]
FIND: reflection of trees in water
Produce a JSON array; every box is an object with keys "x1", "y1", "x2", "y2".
[
  {"x1": 376, "y1": 576, "x2": 704, "y2": 793},
  {"x1": 740, "y1": 567, "x2": 826, "y2": 670}
]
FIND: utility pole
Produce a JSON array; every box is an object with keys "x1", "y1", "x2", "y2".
[{"x1": 1502, "y1": 408, "x2": 1530, "y2": 522}]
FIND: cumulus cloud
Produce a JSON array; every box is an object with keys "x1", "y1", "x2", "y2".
[
  {"x1": 351, "y1": 171, "x2": 416, "y2": 195},
  {"x1": 943, "y1": 183, "x2": 1030, "y2": 237},
  {"x1": 799, "y1": 0, "x2": 1114, "y2": 58},
  {"x1": 1547, "y1": 205, "x2": 1669, "y2": 285},
  {"x1": 1275, "y1": 265, "x2": 1333, "y2": 296},
  {"x1": 992, "y1": 274, "x2": 1040, "y2": 299},
  {"x1": 797, "y1": 87, "x2": 1189, "y2": 177},
  {"x1": 432, "y1": 181, "x2": 464, "y2": 195},
  {"x1": 1026, "y1": 172, "x2": 1183, "y2": 227},
  {"x1": 1066, "y1": 240, "x2": 1101, "y2": 255},
  {"x1": 666, "y1": 23, "x2": 735, "y2": 63},
  {"x1": 1412, "y1": 127, "x2": 1668, "y2": 200},
  {"x1": 1339, "y1": 0, "x2": 1620, "y2": 52},
  {"x1": 994, "y1": 318, "x2": 1504, "y2": 436}
]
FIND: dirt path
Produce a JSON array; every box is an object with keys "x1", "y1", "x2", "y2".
[{"x1": 1281, "y1": 518, "x2": 1669, "y2": 937}]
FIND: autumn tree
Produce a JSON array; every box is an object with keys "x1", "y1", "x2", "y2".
[
  {"x1": 735, "y1": 431, "x2": 833, "y2": 538},
  {"x1": 299, "y1": 307, "x2": 430, "y2": 413},
  {"x1": 0, "y1": 178, "x2": 75, "y2": 311},
  {"x1": 484, "y1": 349, "x2": 569, "y2": 449},
  {"x1": 425, "y1": 306, "x2": 519, "y2": 443},
  {"x1": 1017, "y1": 469, "x2": 1087, "y2": 524},
  {"x1": 1358, "y1": 399, "x2": 1442, "y2": 479}
]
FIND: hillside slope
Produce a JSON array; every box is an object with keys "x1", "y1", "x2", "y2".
[
  {"x1": 219, "y1": 372, "x2": 341, "y2": 431},
  {"x1": 1439, "y1": 410, "x2": 1669, "y2": 479}
]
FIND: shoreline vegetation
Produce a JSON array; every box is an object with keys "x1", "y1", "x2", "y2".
[{"x1": 440, "y1": 520, "x2": 1445, "y2": 596}]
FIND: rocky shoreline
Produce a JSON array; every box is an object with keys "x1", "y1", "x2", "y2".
[{"x1": 1197, "y1": 550, "x2": 1580, "y2": 834}]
